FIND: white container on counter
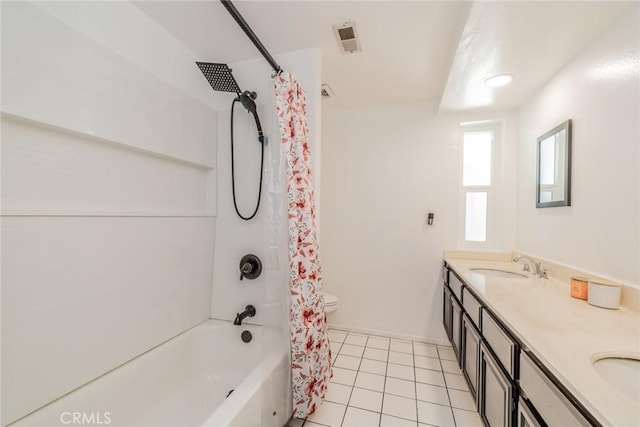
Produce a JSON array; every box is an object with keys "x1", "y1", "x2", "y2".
[{"x1": 588, "y1": 280, "x2": 621, "y2": 309}]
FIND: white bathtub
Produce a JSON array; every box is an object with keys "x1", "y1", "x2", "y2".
[{"x1": 11, "y1": 320, "x2": 291, "y2": 427}]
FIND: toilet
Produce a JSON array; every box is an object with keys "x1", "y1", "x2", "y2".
[{"x1": 324, "y1": 293, "x2": 339, "y2": 314}]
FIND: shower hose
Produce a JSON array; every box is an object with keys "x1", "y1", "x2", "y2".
[{"x1": 230, "y1": 97, "x2": 264, "y2": 221}]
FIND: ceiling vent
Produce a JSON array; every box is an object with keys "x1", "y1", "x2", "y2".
[
  {"x1": 333, "y1": 21, "x2": 361, "y2": 54},
  {"x1": 321, "y1": 84, "x2": 334, "y2": 99}
]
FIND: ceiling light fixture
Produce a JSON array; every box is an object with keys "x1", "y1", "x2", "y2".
[{"x1": 484, "y1": 74, "x2": 513, "y2": 87}]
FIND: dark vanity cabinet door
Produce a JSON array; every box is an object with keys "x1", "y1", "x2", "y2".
[
  {"x1": 517, "y1": 398, "x2": 545, "y2": 427},
  {"x1": 443, "y1": 285, "x2": 453, "y2": 340},
  {"x1": 451, "y1": 295, "x2": 462, "y2": 363},
  {"x1": 479, "y1": 341, "x2": 516, "y2": 427},
  {"x1": 462, "y1": 313, "x2": 481, "y2": 403}
]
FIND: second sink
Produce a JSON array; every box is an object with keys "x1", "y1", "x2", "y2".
[{"x1": 592, "y1": 355, "x2": 640, "y2": 402}]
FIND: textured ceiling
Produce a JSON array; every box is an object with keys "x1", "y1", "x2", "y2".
[
  {"x1": 439, "y1": 1, "x2": 632, "y2": 111},
  {"x1": 134, "y1": 0, "x2": 632, "y2": 111}
]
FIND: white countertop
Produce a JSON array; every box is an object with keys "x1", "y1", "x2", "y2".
[{"x1": 444, "y1": 257, "x2": 640, "y2": 427}]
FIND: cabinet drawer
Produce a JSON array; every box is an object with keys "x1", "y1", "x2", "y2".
[
  {"x1": 449, "y1": 272, "x2": 464, "y2": 301},
  {"x1": 520, "y1": 351, "x2": 590, "y2": 426},
  {"x1": 463, "y1": 287, "x2": 482, "y2": 328},
  {"x1": 481, "y1": 309, "x2": 517, "y2": 378}
]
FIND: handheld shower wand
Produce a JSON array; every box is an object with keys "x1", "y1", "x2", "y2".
[{"x1": 235, "y1": 91, "x2": 264, "y2": 144}]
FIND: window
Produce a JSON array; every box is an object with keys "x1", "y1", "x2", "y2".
[
  {"x1": 459, "y1": 122, "x2": 502, "y2": 247},
  {"x1": 463, "y1": 132, "x2": 492, "y2": 187},
  {"x1": 465, "y1": 192, "x2": 488, "y2": 242}
]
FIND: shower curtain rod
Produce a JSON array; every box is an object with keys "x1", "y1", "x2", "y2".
[{"x1": 220, "y1": 0, "x2": 283, "y2": 76}]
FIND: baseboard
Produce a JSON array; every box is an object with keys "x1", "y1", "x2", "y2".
[{"x1": 326, "y1": 322, "x2": 451, "y2": 347}]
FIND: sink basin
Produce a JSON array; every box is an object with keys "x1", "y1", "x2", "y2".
[
  {"x1": 592, "y1": 356, "x2": 640, "y2": 401},
  {"x1": 469, "y1": 268, "x2": 528, "y2": 279}
]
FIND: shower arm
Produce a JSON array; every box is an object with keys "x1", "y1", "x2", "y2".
[{"x1": 220, "y1": 0, "x2": 283, "y2": 77}]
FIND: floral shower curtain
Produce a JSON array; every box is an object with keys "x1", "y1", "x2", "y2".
[{"x1": 275, "y1": 72, "x2": 332, "y2": 418}]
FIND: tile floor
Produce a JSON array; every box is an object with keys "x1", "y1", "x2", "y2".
[{"x1": 288, "y1": 329, "x2": 483, "y2": 427}]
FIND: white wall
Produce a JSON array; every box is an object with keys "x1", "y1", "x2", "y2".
[
  {"x1": 321, "y1": 102, "x2": 518, "y2": 342},
  {"x1": 516, "y1": 5, "x2": 639, "y2": 288},
  {"x1": 1, "y1": 2, "x2": 217, "y2": 424}
]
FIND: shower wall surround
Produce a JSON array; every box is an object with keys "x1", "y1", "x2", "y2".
[
  {"x1": 516, "y1": 5, "x2": 640, "y2": 288},
  {"x1": 209, "y1": 48, "x2": 321, "y2": 420},
  {"x1": 1, "y1": 2, "x2": 217, "y2": 424},
  {"x1": 210, "y1": 49, "x2": 321, "y2": 327}
]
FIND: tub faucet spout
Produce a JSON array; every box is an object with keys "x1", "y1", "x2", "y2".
[{"x1": 234, "y1": 305, "x2": 256, "y2": 325}]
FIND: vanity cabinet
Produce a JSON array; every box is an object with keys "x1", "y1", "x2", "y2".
[
  {"x1": 441, "y1": 262, "x2": 599, "y2": 427},
  {"x1": 443, "y1": 265, "x2": 516, "y2": 421},
  {"x1": 441, "y1": 264, "x2": 523, "y2": 427},
  {"x1": 479, "y1": 341, "x2": 516, "y2": 427}
]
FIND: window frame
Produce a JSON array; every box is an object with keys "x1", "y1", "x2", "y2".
[{"x1": 458, "y1": 122, "x2": 503, "y2": 250}]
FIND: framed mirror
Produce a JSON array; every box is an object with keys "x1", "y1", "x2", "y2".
[{"x1": 536, "y1": 120, "x2": 572, "y2": 208}]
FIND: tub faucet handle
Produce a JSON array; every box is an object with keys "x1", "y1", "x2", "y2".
[
  {"x1": 239, "y1": 254, "x2": 262, "y2": 281},
  {"x1": 240, "y1": 262, "x2": 252, "y2": 280}
]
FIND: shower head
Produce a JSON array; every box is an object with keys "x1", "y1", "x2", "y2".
[
  {"x1": 196, "y1": 61, "x2": 264, "y2": 144},
  {"x1": 196, "y1": 62, "x2": 241, "y2": 95}
]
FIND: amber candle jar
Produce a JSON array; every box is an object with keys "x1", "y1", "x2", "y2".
[{"x1": 570, "y1": 277, "x2": 589, "y2": 300}]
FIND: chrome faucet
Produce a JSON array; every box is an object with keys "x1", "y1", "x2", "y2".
[{"x1": 512, "y1": 255, "x2": 544, "y2": 278}]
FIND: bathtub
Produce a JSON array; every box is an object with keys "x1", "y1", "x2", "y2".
[{"x1": 12, "y1": 320, "x2": 291, "y2": 427}]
